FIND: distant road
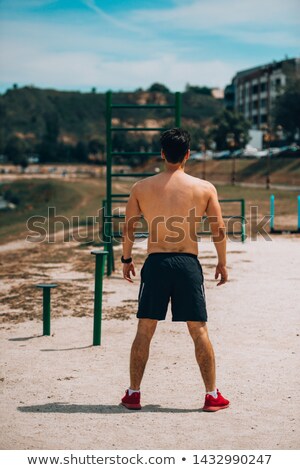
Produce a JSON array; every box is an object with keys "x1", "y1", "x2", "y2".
[{"x1": 211, "y1": 180, "x2": 300, "y2": 191}]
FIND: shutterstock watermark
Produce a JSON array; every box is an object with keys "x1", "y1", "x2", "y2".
[{"x1": 25, "y1": 206, "x2": 272, "y2": 244}]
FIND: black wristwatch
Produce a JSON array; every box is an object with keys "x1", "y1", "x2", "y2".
[{"x1": 121, "y1": 255, "x2": 132, "y2": 264}]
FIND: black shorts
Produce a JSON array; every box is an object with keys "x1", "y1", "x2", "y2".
[{"x1": 136, "y1": 252, "x2": 207, "y2": 322}]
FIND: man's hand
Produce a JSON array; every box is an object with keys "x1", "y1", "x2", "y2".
[
  {"x1": 215, "y1": 263, "x2": 228, "y2": 286},
  {"x1": 123, "y1": 262, "x2": 136, "y2": 283}
]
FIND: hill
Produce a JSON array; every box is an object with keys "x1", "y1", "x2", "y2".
[{"x1": 0, "y1": 86, "x2": 223, "y2": 162}]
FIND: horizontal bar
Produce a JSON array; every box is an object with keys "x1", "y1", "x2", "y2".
[
  {"x1": 111, "y1": 151, "x2": 161, "y2": 156},
  {"x1": 110, "y1": 200, "x2": 130, "y2": 204},
  {"x1": 111, "y1": 127, "x2": 167, "y2": 132},
  {"x1": 112, "y1": 173, "x2": 156, "y2": 177},
  {"x1": 111, "y1": 194, "x2": 130, "y2": 197},
  {"x1": 111, "y1": 104, "x2": 175, "y2": 109},
  {"x1": 102, "y1": 199, "x2": 128, "y2": 204}
]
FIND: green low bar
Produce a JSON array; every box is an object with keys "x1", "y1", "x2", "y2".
[
  {"x1": 91, "y1": 250, "x2": 108, "y2": 346},
  {"x1": 36, "y1": 283, "x2": 57, "y2": 336}
]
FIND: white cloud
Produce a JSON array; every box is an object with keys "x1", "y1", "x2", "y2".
[
  {"x1": 0, "y1": 37, "x2": 244, "y2": 90},
  {"x1": 131, "y1": 0, "x2": 300, "y2": 28},
  {"x1": 0, "y1": 0, "x2": 299, "y2": 92},
  {"x1": 81, "y1": 0, "x2": 144, "y2": 34},
  {"x1": 129, "y1": 0, "x2": 300, "y2": 47}
]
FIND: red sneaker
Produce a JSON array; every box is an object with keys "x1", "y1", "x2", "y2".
[
  {"x1": 121, "y1": 390, "x2": 142, "y2": 410},
  {"x1": 202, "y1": 389, "x2": 230, "y2": 412}
]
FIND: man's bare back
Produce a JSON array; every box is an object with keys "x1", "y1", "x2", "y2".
[{"x1": 133, "y1": 171, "x2": 215, "y2": 255}]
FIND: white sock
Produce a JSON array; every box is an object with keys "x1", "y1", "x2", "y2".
[
  {"x1": 128, "y1": 388, "x2": 140, "y2": 396},
  {"x1": 207, "y1": 389, "x2": 218, "y2": 399}
]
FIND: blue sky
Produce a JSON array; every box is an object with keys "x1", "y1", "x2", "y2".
[{"x1": 0, "y1": 0, "x2": 299, "y2": 93}]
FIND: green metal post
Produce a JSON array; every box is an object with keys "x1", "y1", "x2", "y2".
[
  {"x1": 175, "y1": 92, "x2": 181, "y2": 127},
  {"x1": 36, "y1": 284, "x2": 57, "y2": 336},
  {"x1": 241, "y1": 199, "x2": 246, "y2": 242},
  {"x1": 106, "y1": 91, "x2": 113, "y2": 276},
  {"x1": 91, "y1": 250, "x2": 108, "y2": 346},
  {"x1": 297, "y1": 195, "x2": 300, "y2": 232},
  {"x1": 43, "y1": 288, "x2": 51, "y2": 336},
  {"x1": 270, "y1": 194, "x2": 275, "y2": 233}
]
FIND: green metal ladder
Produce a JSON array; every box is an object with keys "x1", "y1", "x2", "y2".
[{"x1": 104, "y1": 91, "x2": 182, "y2": 275}]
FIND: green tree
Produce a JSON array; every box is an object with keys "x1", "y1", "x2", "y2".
[
  {"x1": 186, "y1": 126, "x2": 207, "y2": 150},
  {"x1": 73, "y1": 141, "x2": 88, "y2": 162},
  {"x1": 185, "y1": 84, "x2": 212, "y2": 96},
  {"x1": 43, "y1": 111, "x2": 59, "y2": 144},
  {"x1": 88, "y1": 138, "x2": 104, "y2": 155},
  {"x1": 4, "y1": 135, "x2": 27, "y2": 167},
  {"x1": 147, "y1": 83, "x2": 170, "y2": 93},
  {"x1": 274, "y1": 79, "x2": 300, "y2": 139},
  {"x1": 37, "y1": 112, "x2": 60, "y2": 162},
  {"x1": 210, "y1": 109, "x2": 251, "y2": 150}
]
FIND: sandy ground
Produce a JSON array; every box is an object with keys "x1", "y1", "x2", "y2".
[{"x1": 0, "y1": 235, "x2": 300, "y2": 450}]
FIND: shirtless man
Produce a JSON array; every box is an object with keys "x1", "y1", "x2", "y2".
[{"x1": 120, "y1": 128, "x2": 229, "y2": 412}]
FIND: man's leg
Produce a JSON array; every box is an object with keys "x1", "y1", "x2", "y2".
[
  {"x1": 187, "y1": 321, "x2": 216, "y2": 392},
  {"x1": 130, "y1": 318, "x2": 158, "y2": 390}
]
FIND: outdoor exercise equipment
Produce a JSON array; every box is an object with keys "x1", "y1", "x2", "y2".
[
  {"x1": 103, "y1": 92, "x2": 247, "y2": 276},
  {"x1": 91, "y1": 250, "x2": 108, "y2": 346},
  {"x1": 104, "y1": 91, "x2": 181, "y2": 276},
  {"x1": 270, "y1": 194, "x2": 300, "y2": 234},
  {"x1": 36, "y1": 283, "x2": 57, "y2": 336},
  {"x1": 35, "y1": 250, "x2": 107, "y2": 345}
]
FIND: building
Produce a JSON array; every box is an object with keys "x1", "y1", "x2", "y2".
[
  {"x1": 226, "y1": 58, "x2": 300, "y2": 129},
  {"x1": 211, "y1": 88, "x2": 224, "y2": 100}
]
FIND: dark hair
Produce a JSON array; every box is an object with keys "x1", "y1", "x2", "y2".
[{"x1": 160, "y1": 128, "x2": 191, "y2": 164}]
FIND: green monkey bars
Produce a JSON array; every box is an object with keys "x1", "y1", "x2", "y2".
[
  {"x1": 103, "y1": 91, "x2": 246, "y2": 276},
  {"x1": 104, "y1": 91, "x2": 182, "y2": 275}
]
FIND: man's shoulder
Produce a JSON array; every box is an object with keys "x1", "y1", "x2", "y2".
[
  {"x1": 131, "y1": 175, "x2": 156, "y2": 194},
  {"x1": 189, "y1": 175, "x2": 216, "y2": 193}
]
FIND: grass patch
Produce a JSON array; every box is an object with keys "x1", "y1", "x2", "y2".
[{"x1": 0, "y1": 178, "x2": 106, "y2": 242}]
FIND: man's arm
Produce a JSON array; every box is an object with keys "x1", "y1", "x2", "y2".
[
  {"x1": 205, "y1": 184, "x2": 228, "y2": 286},
  {"x1": 122, "y1": 183, "x2": 142, "y2": 283}
]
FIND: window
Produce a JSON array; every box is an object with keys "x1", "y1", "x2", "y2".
[
  {"x1": 260, "y1": 98, "x2": 267, "y2": 108},
  {"x1": 252, "y1": 84, "x2": 259, "y2": 94},
  {"x1": 260, "y1": 114, "x2": 267, "y2": 124},
  {"x1": 260, "y1": 83, "x2": 267, "y2": 92}
]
